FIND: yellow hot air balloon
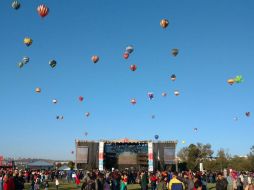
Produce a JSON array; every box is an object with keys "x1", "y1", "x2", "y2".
[{"x1": 24, "y1": 37, "x2": 33, "y2": 47}]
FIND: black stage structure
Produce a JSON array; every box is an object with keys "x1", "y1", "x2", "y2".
[{"x1": 75, "y1": 138, "x2": 177, "y2": 171}]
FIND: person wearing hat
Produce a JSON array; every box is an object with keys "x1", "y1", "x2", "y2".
[{"x1": 168, "y1": 172, "x2": 185, "y2": 190}]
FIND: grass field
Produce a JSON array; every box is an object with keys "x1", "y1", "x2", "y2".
[{"x1": 24, "y1": 182, "x2": 216, "y2": 190}]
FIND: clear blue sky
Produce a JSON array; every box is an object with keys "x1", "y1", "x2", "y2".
[{"x1": 1, "y1": 0, "x2": 254, "y2": 160}]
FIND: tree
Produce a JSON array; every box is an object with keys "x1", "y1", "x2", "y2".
[
  {"x1": 177, "y1": 143, "x2": 214, "y2": 171},
  {"x1": 68, "y1": 161, "x2": 75, "y2": 170},
  {"x1": 216, "y1": 149, "x2": 230, "y2": 171},
  {"x1": 248, "y1": 145, "x2": 254, "y2": 169}
]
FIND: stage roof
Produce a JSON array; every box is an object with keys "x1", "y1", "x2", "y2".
[{"x1": 76, "y1": 138, "x2": 177, "y2": 144}]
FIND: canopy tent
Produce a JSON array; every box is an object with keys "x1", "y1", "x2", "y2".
[{"x1": 26, "y1": 161, "x2": 54, "y2": 170}]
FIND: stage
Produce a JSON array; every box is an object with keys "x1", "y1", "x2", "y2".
[{"x1": 75, "y1": 138, "x2": 177, "y2": 171}]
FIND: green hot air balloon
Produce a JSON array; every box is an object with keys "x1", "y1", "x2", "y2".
[{"x1": 234, "y1": 75, "x2": 243, "y2": 83}]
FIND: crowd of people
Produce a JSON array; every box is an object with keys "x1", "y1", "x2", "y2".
[{"x1": 0, "y1": 168, "x2": 254, "y2": 190}]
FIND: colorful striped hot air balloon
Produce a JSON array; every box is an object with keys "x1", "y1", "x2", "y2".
[{"x1": 37, "y1": 4, "x2": 49, "y2": 18}]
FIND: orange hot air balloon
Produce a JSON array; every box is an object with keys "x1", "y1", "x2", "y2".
[
  {"x1": 37, "y1": 4, "x2": 49, "y2": 18},
  {"x1": 130, "y1": 64, "x2": 137, "y2": 71},
  {"x1": 91, "y1": 55, "x2": 99, "y2": 63},
  {"x1": 227, "y1": 79, "x2": 235, "y2": 85},
  {"x1": 160, "y1": 19, "x2": 169, "y2": 29}
]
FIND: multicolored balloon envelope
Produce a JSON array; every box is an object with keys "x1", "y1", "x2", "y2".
[
  {"x1": 12, "y1": 1, "x2": 20, "y2": 10},
  {"x1": 79, "y1": 96, "x2": 84, "y2": 102},
  {"x1": 130, "y1": 64, "x2": 137, "y2": 71},
  {"x1": 130, "y1": 98, "x2": 136, "y2": 105},
  {"x1": 85, "y1": 112, "x2": 90, "y2": 117},
  {"x1": 49, "y1": 60, "x2": 57, "y2": 68},
  {"x1": 171, "y1": 48, "x2": 179, "y2": 57},
  {"x1": 227, "y1": 79, "x2": 235, "y2": 85},
  {"x1": 160, "y1": 19, "x2": 169, "y2": 29},
  {"x1": 18, "y1": 62, "x2": 24, "y2": 68},
  {"x1": 148, "y1": 92, "x2": 154, "y2": 100},
  {"x1": 22, "y1": 56, "x2": 29, "y2": 64},
  {"x1": 246, "y1": 112, "x2": 250, "y2": 117},
  {"x1": 174, "y1": 90, "x2": 180, "y2": 96},
  {"x1": 37, "y1": 4, "x2": 49, "y2": 18},
  {"x1": 52, "y1": 99, "x2": 57, "y2": 104},
  {"x1": 125, "y1": 45, "x2": 134, "y2": 54},
  {"x1": 123, "y1": 52, "x2": 129, "y2": 59},
  {"x1": 24, "y1": 37, "x2": 33, "y2": 47},
  {"x1": 162, "y1": 92, "x2": 167, "y2": 97},
  {"x1": 91, "y1": 55, "x2": 99, "y2": 63},
  {"x1": 171, "y1": 74, "x2": 176, "y2": 81}
]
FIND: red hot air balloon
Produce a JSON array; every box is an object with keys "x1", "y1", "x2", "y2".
[
  {"x1": 79, "y1": 96, "x2": 84, "y2": 102},
  {"x1": 37, "y1": 4, "x2": 49, "y2": 18},
  {"x1": 91, "y1": 55, "x2": 99, "y2": 63},
  {"x1": 130, "y1": 64, "x2": 137, "y2": 71},
  {"x1": 123, "y1": 52, "x2": 129, "y2": 59},
  {"x1": 130, "y1": 98, "x2": 136, "y2": 105}
]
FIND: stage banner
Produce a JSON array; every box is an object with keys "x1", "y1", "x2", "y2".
[
  {"x1": 148, "y1": 142, "x2": 153, "y2": 172},
  {"x1": 76, "y1": 146, "x2": 88, "y2": 164},
  {"x1": 164, "y1": 147, "x2": 175, "y2": 164},
  {"x1": 99, "y1": 142, "x2": 104, "y2": 171}
]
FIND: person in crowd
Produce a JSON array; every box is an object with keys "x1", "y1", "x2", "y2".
[
  {"x1": 168, "y1": 172, "x2": 185, "y2": 190},
  {"x1": 140, "y1": 171, "x2": 149, "y2": 190},
  {"x1": 0, "y1": 173, "x2": 3, "y2": 190},
  {"x1": 44, "y1": 180, "x2": 49, "y2": 190},
  {"x1": 216, "y1": 172, "x2": 228, "y2": 190},
  {"x1": 150, "y1": 172, "x2": 158, "y2": 190},
  {"x1": 55, "y1": 177, "x2": 59, "y2": 190}
]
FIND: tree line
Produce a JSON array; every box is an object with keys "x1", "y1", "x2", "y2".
[{"x1": 177, "y1": 143, "x2": 254, "y2": 171}]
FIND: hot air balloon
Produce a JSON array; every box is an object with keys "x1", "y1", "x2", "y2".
[
  {"x1": 123, "y1": 52, "x2": 129, "y2": 59},
  {"x1": 35, "y1": 87, "x2": 41, "y2": 93},
  {"x1": 174, "y1": 90, "x2": 180, "y2": 96},
  {"x1": 246, "y1": 112, "x2": 250, "y2": 117},
  {"x1": 130, "y1": 64, "x2": 137, "y2": 71},
  {"x1": 182, "y1": 140, "x2": 186, "y2": 144},
  {"x1": 148, "y1": 92, "x2": 154, "y2": 100},
  {"x1": 171, "y1": 48, "x2": 179, "y2": 57},
  {"x1": 79, "y1": 96, "x2": 84, "y2": 102},
  {"x1": 171, "y1": 74, "x2": 176, "y2": 81},
  {"x1": 154, "y1": 135, "x2": 159, "y2": 140},
  {"x1": 18, "y1": 62, "x2": 24, "y2": 68},
  {"x1": 91, "y1": 55, "x2": 99, "y2": 63},
  {"x1": 194, "y1": 128, "x2": 198, "y2": 132},
  {"x1": 160, "y1": 19, "x2": 169, "y2": 29},
  {"x1": 60, "y1": 116, "x2": 64, "y2": 119},
  {"x1": 12, "y1": 1, "x2": 20, "y2": 10},
  {"x1": 234, "y1": 75, "x2": 244, "y2": 83},
  {"x1": 22, "y1": 56, "x2": 29, "y2": 64},
  {"x1": 52, "y1": 99, "x2": 57, "y2": 104},
  {"x1": 85, "y1": 132, "x2": 88, "y2": 136},
  {"x1": 162, "y1": 92, "x2": 167, "y2": 97},
  {"x1": 24, "y1": 37, "x2": 32, "y2": 47},
  {"x1": 37, "y1": 4, "x2": 49, "y2": 18},
  {"x1": 85, "y1": 112, "x2": 90, "y2": 117},
  {"x1": 233, "y1": 117, "x2": 238, "y2": 121},
  {"x1": 151, "y1": 115, "x2": 155, "y2": 119},
  {"x1": 49, "y1": 60, "x2": 57, "y2": 68},
  {"x1": 227, "y1": 79, "x2": 235, "y2": 85},
  {"x1": 126, "y1": 45, "x2": 134, "y2": 54},
  {"x1": 130, "y1": 98, "x2": 136, "y2": 105},
  {"x1": 71, "y1": 151, "x2": 74, "y2": 154}
]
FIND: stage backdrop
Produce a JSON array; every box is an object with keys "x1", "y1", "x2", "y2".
[
  {"x1": 76, "y1": 146, "x2": 88, "y2": 164},
  {"x1": 118, "y1": 152, "x2": 137, "y2": 165},
  {"x1": 164, "y1": 147, "x2": 175, "y2": 164}
]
